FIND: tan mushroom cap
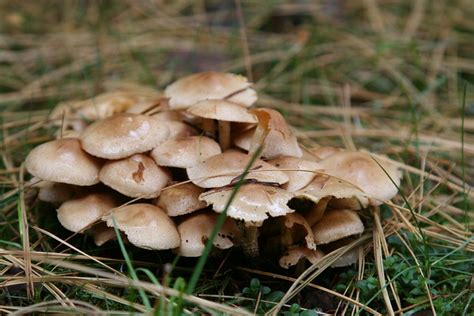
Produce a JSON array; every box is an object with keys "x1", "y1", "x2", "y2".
[
  {"x1": 165, "y1": 71, "x2": 255, "y2": 109},
  {"x1": 164, "y1": 121, "x2": 198, "y2": 140},
  {"x1": 25, "y1": 138, "x2": 102, "y2": 186},
  {"x1": 99, "y1": 154, "x2": 170, "y2": 198},
  {"x1": 312, "y1": 209, "x2": 364, "y2": 245},
  {"x1": 295, "y1": 175, "x2": 369, "y2": 209},
  {"x1": 89, "y1": 223, "x2": 116, "y2": 246},
  {"x1": 200, "y1": 184, "x2": 294, "y2": 224},
  {"x1": 187, "y1": 151, "x2": 289, "y2": 188},
  {"x1": 36, "y1": 181, "x2": 77, "y2": 204},
  {"x1": 279, "y1": 246, "x2": 325, "y2": 269},
  {"x1": 154, "y1": 182, "x2": 206, "y2": 216},
  {"x1": 319, "y1": 151, "x2": 401, "y2": 205},
  {"x1": 226, "y1": 87, "x2": 257, "y2": 107},
  {"x1": 176, "y1": 212, "x2": 240, "y2": 257},
  {"x1": 151, "y1": 136, "x2": 221, "y2": 169},
  {"x1": 283, "y1": 213, "x2": 316, "y2": 250},
  {"x1": 186, "y1": 100, "x2": 257, "y2": 123},
  {"x1": 104, "y1": 204, "x2": 180, "y2": 250},
  {"x1": 57, "y1": 193, "x2": 118, "y2": 233},
  {"x1": 80, "y1": 113, "x2": 169, "y2": 159},
  {"x1": 269, "y1": 157, "x2": 322, "y2": 192}
]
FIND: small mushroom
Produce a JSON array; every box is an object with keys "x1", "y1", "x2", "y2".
[
  {"x1": 151, "y1": 136, "x2": 221, "y2": 169},
  {"x1": 99, "y1": 154, "x2": 171, "y2": 198},
  {"x1": 312, "y1": 209, "x2": 364, "y2": 245},
  {"x1": 165, "y1": 71, "x2": 256, "y2": 109},
  {"x1": 33, "y1": 179, "x2": 77, "y2": 204},
  {"x1": 176, "y1": 212, "x2": 240, "y2": 257},
  {"x1": 80, "y1": 113, "x2": 169, "y2": 159},
  {"x1": 279, "y1": 246, "x2": 324, "y2": 269},
  {"x1": 269, "y1": 156, "x2": 322, "y2": 192},
  {"x1": 154, "y1": 182, "x2": 206, "y2": 217},
  {"x1": 57, "y1": 193, "x2": 118, "y2": 233},
  {"x1": 25, "y1": 138, "x2": 102, "y2": 186},
  {"x1": 104, "y1": 204, "x2": 180, "y2": 250},
  {"x1": 186, "y1": 99, "x2": 257, "y2": 149},
  {"x1": 88, "y1": 223, "x2": 116, "y2": 246},
  {"x1": 187, "y1": 151, "x2": 289, "y2": 188}
]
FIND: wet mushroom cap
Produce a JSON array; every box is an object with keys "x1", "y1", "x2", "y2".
[
  {"x1": 186, "y1": 100, "x2": 257, "y2": 123},
  {"x1": 104, "y1": 203, "x2": 180, "y2": 250},
  {"x1": 269, "y1": 157, "x2": 322, "y2": 192},
  {"x1": 80, "y1": 113, "x2": 169, "y2": 159},
  {"x1": 165, "y1": 71, "x2": 255, "y2": 109},
  {"x1": 176, "y1": 212, "x2": 240, "y2": 257},
  {"x1": 25, "y1": 138, "x2": 102, "y2": 186},
  {"x1": 57, "y1": 193, "x2": 118, "y2": 233},
  {"x1": 99, "y1": 154, "x2": 170, "y2": 198},
  {"x1": 312, "y1": 209, "x2": 364, "y2": 245},
  {"x1": 319, "y1": 151, "x2": 401, "y2": 205},
  {"x1": 200, "y1": 183, "x2": 294, "y2": 223},
  {"x1": 151, "y1": 136, "x2": 221, "y2": 169},
  {"x1": 187, "y1": 151, "x2": 289, "y2": 188},
  {"x1": 154, "y1": 182, "x2": 206, "y2": 217}
]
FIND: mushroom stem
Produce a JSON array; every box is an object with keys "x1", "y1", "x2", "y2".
[
  {"x1": 241, "y1": 225, "x2": 260, "y2": 258},
  {"x1": 218, "y1": 121, "x2": 231, "y2": 150},
  {"x1": 305, "y1": 197, "x2": 330, "y2": 226}
]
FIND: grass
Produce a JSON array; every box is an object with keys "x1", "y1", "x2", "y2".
[{"x1": 0, "y1": 0, "x2": 473, "y2": 315}]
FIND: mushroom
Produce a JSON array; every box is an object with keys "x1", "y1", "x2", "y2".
[
  {"x1": 186, "y1": 151, "x2": 289, "y2": 188},
  {"x1": 104, "y1": 204, "x2": 180, "y2": 250},
  {"x1": 57, "y1": 193, "x2": 119, "y2": 233},
  {"x1": 319, "y1": 151, "x2": 401, "y2": 205},
  {"x1": 80, "y1": 113, "x2": 169, "y2": 159},
  {"x1": 279, "y1": 246, "x2": 324, "y2": 269},
  {"x1": 176, "y1": 212, "x2": 240, "y2": 257},
  {"x1": 312, "y1": 209, "x2": 364, "y2": 245},
  {"x1": 234, "y1": 108, "x2": 302, "y2": 159},
  {"x1": 200, "y1": 183, "x2": 294, "y2": 257},
  {"x1": 165, "y1": 71, "x2": 257, "y2": 109},
  {"x1": 99, "y1": 154, "x2": 171, "y2": 198},
  {"x1": 268, "y1": 156, "x2": 322, "y2": 192},
  {"x1": 151, "y1": 136, "x2": 221, "y2": 169},
  {"x1": 88, "y1": 223, "x2": 116, "y2": 246},
  {"x1": 163, "y1": 121, "x2": 198, "y2": 140},
  {"x1": 25, "y1": 138, "x2": 102, "y2": 186},
  {"x1": 33, "y1": 180, "x2": 77, "y2": 204},
  {"x1": 154, "y1": 182, "x2": 206, "y2": 217},
  {"x1": 186, "y1": 99, "x2": 257, "y2": 150}
]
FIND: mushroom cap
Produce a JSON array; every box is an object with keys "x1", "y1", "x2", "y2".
[
  {"x1": 186, "y1": 100, "x2": 257, "y2": 123},
  {"x1": 36, "y1": 181, "x2": 77, "y2": 204},
  {"x1": 80, "y1": 113, "x2": 169, "y2": 159},
  {"x1": 295, "y1": 175, "x2": 369, "y2": 209},
  {"x1": 307, "y1": 146, "x2": 342, "y2": 161},
  {"x1": 25, "y1": 138, "x2": 102, "y2": 186},
  {"x1": 226, "y1": 87, "x2": 257, "y2": 107},
  {"x1": 154, "y1": 182, "x2": 207, "y2": 216},
  {"x1": 151, "y1": 136, "x2": 221, "y2": 169},
  {"x1": 99, "y1": 154, "x2": 170, "y2": 198},
  {"x1": 234, "y1": 127, "x2": 303, "y2": 160},
  {"x1": 283, "y1": 213, "x2": 316, "y2": 250},
  {"x1": 200, "y1": 184, "x2": 294, "y2": 224},
  {"x1": 269, "y1": 157, "x2": 322, "y2": 192},
  {"x1": 187, "y1": 151, "x2": 289, "y2": 188},
  {"x1": 165, "y1": 71, "x2": 255, "y2": 109},
  {"x1": 279, "y1": 246, "x2": 324, "y2": 269},
  {"x1": 319, "y1": 151, "x2": 401, "y2": 205},
  {"x1": 88, "y1": 223, "x2": 116, "y2": 246},
  {"x1": 104, "y1": 204, "x2": 180, "y2": 250},
  {"x1": 176, "y1": 212, "x2": 240, "y2": 257},
  {"x1": 312, "y1": 209, "x2": 364, "y2": 244},
  {"x1": 57, "y1": 193, "x2": 118, "y2": 232},
  {"x1": 163, "y1": 121, "x2": 198, "y2": 140}
]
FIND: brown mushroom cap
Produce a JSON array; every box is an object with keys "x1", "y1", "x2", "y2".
[
  {"x1": 104, "y1": 204, "x2": 180, "y2": 250},
  {"x1": 99, "y1": 154, "x2": 170, "y2": 198},
  {"x1": 279, "y1": 246, "x2": 324, "y2": 269},
  {"x1": 176, "y1": 212, "x2": 240, "y2": 257},
  {"x1": 187, "y1": 151, "x2": 289, "y2": 188},
  {"x1": 312, "y1": 209, "x2": 364, "y2": 245},
  {"x1": 57, "y1": 193, "x2": 118, "y2": 233},
  {"x1": 25, "y1": 138, "x2": 102, "y2": 186},
  {"x1": 80, "y1": 113, "x2": 169, "y2": 159},
  {"x1": 165, "y1": 71, "x2": 255, "y2": 109},
  {"x1": 154, "y1": 182, "x2": 206, "y2": 216},
  {"x1": 151, "y1": 136, "x2": 221, "y2": 169},
  {"x1": 200, "y1": 183, "x2": 294, "y2": 223},
  {"x1": 319, "y1": 151, "x2": 401, "y2": 205},
  {"x1": 186, "y1": 100, "x2": 257, "y2": 123},
  {"x1": 269, "y1": 157, "x2": 322, "y2": 192}
]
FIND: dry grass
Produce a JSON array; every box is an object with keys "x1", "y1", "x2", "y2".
[{"x1": 0, "y1": 1, "x2": 473, "y2": 315}]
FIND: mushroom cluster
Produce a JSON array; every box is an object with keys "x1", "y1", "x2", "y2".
[{"x1": 25, "y1": 71, "x2": 401, "y2": 268}]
